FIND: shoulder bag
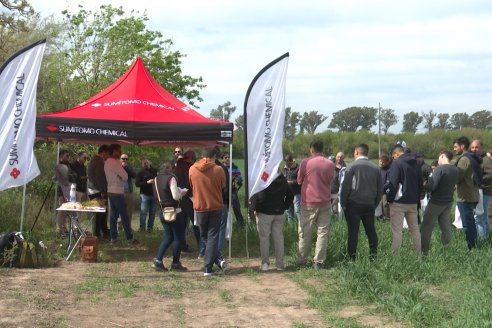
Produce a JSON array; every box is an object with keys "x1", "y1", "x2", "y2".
[{"x1": 154, "y1": 177, "x2": 177, "y2": 223}]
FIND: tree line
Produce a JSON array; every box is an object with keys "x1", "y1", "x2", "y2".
[{"x1": 210, "y1": 102, "x2": 492, "y2": 135}]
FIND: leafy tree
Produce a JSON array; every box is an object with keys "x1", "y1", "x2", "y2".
[
  {"x1": 421, "y1": 110, "x2": 437, "y2": 131},
  {"x1": 328, "y1": 106, "x2": 377, "y2": 132},
  {"x1": 235, "y1": 114, "x2": 244, "y2": 132},
  {"x1": 379, "y1": 108, "x2": 398, "y2": 134},
  {"x1": 284, "y1": 106, "x2": 301, "y2": 139},
  {"x1": 470, "y1": 110, "x2": 492, "y2": 129},
  {"x1": 300, "y1": 110, "x2": 327, "y2": 134},
  {"x1": 0, "y1": 0, "x2": 34, "y2": 30},
  {"x1": 449, "y1": 113, "x2": 472, "y2": 130},
  {"x1": 38, "y1": 4, "x2": 205, "y2": 113},
  {"x1": 0, "y1": 0, "x2": 39, "y2": 63},
  {"x1": 435, "y1": 113, "x2": 450, "y2": 129},
  {"x1": 210, "y1": 101, "x2": 236, "y2": 121},
  {"x1": 402, "y1": 111, "x2": 422, "y2": 133}
]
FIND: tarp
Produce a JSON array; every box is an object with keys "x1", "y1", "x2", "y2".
[{"x1": 36, "y1": 57, "x2": 233, "y2": 146}]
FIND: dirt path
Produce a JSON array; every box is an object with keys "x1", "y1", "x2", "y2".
[{"x1": 0, "y1": 257, "x2": 325, "y2": 328}]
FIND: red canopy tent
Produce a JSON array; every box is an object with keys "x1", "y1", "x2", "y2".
[{"x1": 36, "y1": 57, "x2": 233, "y2": 146}]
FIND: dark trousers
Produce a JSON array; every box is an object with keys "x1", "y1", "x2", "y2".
[
  {"x1": 457, "y1": 201, "x2": 478, "y2": 249},
  {"x1": 346, "y1": 203, "x2": 378, "y2": 260},
  {"x1": 156, "y1": 214, "x2": 186, "y2": 264},
  {"x1": 180, "y1": 197, "x2": 200, "y2": 247},
  {"x1": 231, "y1": 192, "x2": 244, "y2": 226},
  {"x1": 197, "y1": 210, "x2": 222, "y2": 271},
  {"x1": 89, "y1": 193, "x2": 109, "y2": 237}
]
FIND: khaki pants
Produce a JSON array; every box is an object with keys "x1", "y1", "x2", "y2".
[
  {"x1": 298, "y1": 205, "x2": 331, "y2": 264},
  {"x1": 389, "y1": 202, "x2": 421, "y2": 253},
  {"x1": 124, "y1": 192, "x2": 134, "y2": 229},
  {"x1": 256, "y1": 213, "x2": 284, "y2": 269}
]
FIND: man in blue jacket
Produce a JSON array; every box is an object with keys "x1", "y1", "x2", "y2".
[{"x1": 385, "y1": 145, "x2": 423, "y2": 254}]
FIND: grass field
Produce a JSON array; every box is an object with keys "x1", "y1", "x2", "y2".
[{"x1": 1, "y1": 158, "x2": 492, "y2": 327}]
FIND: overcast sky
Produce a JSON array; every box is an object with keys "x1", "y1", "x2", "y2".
[{"x1": 29, "y1": 0, "x2": 492, "y2": 132}]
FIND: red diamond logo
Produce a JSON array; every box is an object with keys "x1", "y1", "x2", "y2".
[
  {"x1": 10, "y1": 167, "x2": 20, "y2": 179},
  {"x1": 261, "y1": 171, "x2": 269, "y2": 182},
  {"x1": 47, "y1": 124, "x2": 57, "y2": 132}
]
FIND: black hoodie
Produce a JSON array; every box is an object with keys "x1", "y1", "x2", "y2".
[{"x1": 385, "y1": 152, "x2": 423, "y2": 204}]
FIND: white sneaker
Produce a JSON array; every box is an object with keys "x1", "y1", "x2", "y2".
[{"x1": 260, "y1": 263, "x2": 269, "y2": 272}]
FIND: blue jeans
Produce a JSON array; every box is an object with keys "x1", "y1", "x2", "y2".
[
  {"x1": 109, "y1": 195, "x2": 133, "y2": 241},
  {"x1": 156, "y1": 211, "x2": 186, "y2": 264},
  {"x1": 199, "y1": 206, "x2": 227, "y2": 258},
  {"x1": 457, "y1": 201, "x2": 478, "y2": 249},
  {"x1": 139, "y1": 194, "x2": 156, "y2": 230},
  {"x1": 287, "y1": 194, "x2": 301, "y2": 223},
  {"x1": 476, "y1": 193, "x2": 491, "y2": 239},
  {"x1": 196, "y1": 210, "x2": 222, "y2": 272}
]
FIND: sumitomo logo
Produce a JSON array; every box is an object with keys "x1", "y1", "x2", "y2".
[
  {"x1": 90, "y1": 99, "x2": 176, "y2": 111},
  {"x1": 55, "y1": 125, "x2": 128, "y2": 137}
]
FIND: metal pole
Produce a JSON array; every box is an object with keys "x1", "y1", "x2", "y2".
[
  {"x1": 228, "y1": 143, "x2": 233, "y2": 261},
  {"x1": 378, "y1": 103, "x2": 381, "y2": 158},
  {"x1": 19, "y1": 184, "x2": 27, "y2": 232}
]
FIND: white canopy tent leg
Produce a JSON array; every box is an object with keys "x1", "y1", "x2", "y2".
[{"x1": 228, "y1": 143, "x2": 233, "y2": 261}]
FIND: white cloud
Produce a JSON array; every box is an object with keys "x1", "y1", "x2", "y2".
[{"x1": 28, "y1": 0, "x2": 492, "y2": 132}]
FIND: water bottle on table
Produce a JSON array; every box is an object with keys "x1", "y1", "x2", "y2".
[{"x1": 69, "y1": 183, "x2": 76, "y2": 202}]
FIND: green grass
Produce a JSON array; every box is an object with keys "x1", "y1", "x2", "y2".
[
  {"x1": 288, "y1": 218, "x2": 492, "y2": 328},
  {"x1": 2, "y1": 162, "x2": 492, "y2": 327}
]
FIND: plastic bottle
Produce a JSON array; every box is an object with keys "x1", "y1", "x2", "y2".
[{"x1": 69, "y1": 183, "x2": 76, "y2": 202}]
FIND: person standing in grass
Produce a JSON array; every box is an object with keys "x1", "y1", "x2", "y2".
[
  {"x1": 281, "y1": 154, "x2": 301, "y2": 224},
  {"x1": 297, "y1": 140, "x2": 335, "y2": 270},
  {"x1": 189, "y1": 147, "x2": 226, "y2": 276},
  {"x1": 471, "y1": 139, "x2": 491, "y2": 239},
  {"x1": 340, "y1": 144, "x2": 382, "y2": 260},
  {"x1": 104, "y1": 144, "x2": 139, "y2": 245},
  {"x1": 152, "y1": 162, "x2": 188, "y2": 272},
  {"x1": 386, "y1": 145, "x2": 423, "y2": 254},
  {"x1": 454, "y1": 136, "x2": 481, "y2": 249},
  {"x1": 250, "y1": 174, "x2": 293, "y2": 271},
  {"x1": 135, "y1": 156, "x2": 158, "y2": 232},
  {"x1": 420, "y1": 150, "x2": 458, "y2": 255}
]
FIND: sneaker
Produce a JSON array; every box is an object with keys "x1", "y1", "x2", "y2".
[
  {"x1": 203, "y1": 267, "x2": 214, "y2": 277},
  {"x1": 219, "y1": 259, "x2": 228, "y2": 272},
  {"x1": 260, "y1": 263, "x2": 269, "y2": 272},
  {"x1": 197, "y1": 254, "x2": 204, "y2": 259},
  {"x1": 128, "y1": 239, "x2": 140, "y2": 246},
  {"x1": 153, "y1": 260, "x2": 168, "y2": 272},
  {"x1": 171, "y1": 262, "x2": 188, "y2": 271},
  {"x1": 313, "y1": 262, "x2": 323, "y2": 270}
]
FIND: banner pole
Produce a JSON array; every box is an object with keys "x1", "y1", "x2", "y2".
[
  {"x1": 20, "y1": 184, "x2": 27, "y2": 232},
  {"x1": 228, "y1": 143, "x2": 233, "y2": 261}
]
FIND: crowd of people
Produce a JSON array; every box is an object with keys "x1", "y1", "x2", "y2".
[{"x1": 53, "y1": 135, "x2": 491, "y2": 276}]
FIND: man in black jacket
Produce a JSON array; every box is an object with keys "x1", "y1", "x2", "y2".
[
  {"x1": 250, "y1": 174, "x2": 293, "y2": 271},
  {"x1": 386, "y1": 145, "x2": 423, "y2": 254},
  {"x1": 135, "y1": 156, "x2": 158, "y2": 232},
  {"x1": 281, "y1": 154, "x2": 301, "y2": 223},
  {"x1": 340, "y1": 144, "x2": 382, "y2": 260}
]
